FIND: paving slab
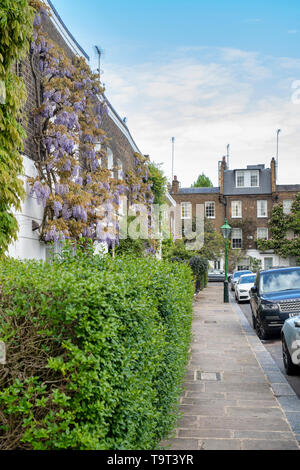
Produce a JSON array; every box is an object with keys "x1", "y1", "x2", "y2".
[{"x1": 162, "y1": 284, "x2": 300, "y2": 451}]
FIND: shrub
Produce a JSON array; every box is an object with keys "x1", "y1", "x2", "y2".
[{"x1": 0, "y1": 249, "x2": 194, "y2": 450}]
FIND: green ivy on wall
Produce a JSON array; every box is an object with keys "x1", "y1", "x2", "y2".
[
  {"x1": 257, "y1": 193, "x2": 300, "y2": 265},
  {"x1": 0, "y1": 0, "x2": 34, "y2": 256}
]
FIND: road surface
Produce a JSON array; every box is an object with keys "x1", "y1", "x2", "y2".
[{"x1": 233, "y1": 294, "x2": 300, "y2": 398}]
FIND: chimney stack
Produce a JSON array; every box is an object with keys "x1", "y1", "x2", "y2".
[
  {"x1": 271, "y1": 157, "x2": 277, "y2": 196},
  {"x1": 220, "y1": 157, "x2": 227, "y2": 195},
  {"x1": 171, "y1": 175, "x2": 180, "y2": 194}
]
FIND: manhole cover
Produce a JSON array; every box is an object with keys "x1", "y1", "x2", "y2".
[{"x1": 196, "y1": 372, "x2": 221, "y2": 381}]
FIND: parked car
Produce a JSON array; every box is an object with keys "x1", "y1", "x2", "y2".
[
  {"x1": 282, "y1": 315, "x2": 300, "y2": 375},
  {"x1": 250, "y1": 266, "x2": 300, "y2": 340},
  {"x1": 235, "y1": 273, "x2": 257, "y2": 303},
  {"x1": 208, "y1": 270, "x2": 225, "y2": 282},
  {"x1": 230, "y1": 270, "x2": 253, "y2": 291}
]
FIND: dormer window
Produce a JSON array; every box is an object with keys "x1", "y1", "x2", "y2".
[
  {"x1": 236, "y1": 171, "x2": 245, "y2": 188},
  {"x1": 236, "y1": 170, "x2": 259, "y2": 188}
]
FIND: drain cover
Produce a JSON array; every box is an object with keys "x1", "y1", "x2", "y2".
[
  {"x1": 196, "y1": 372, "x2": 221, "y2": 381},
  {"x1": 204, "y1": 321, "x2": 217, "y2": 324}
]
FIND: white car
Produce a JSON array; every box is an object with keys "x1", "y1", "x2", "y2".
[{"x1": 235, "y1": 273, "x2": 257, "y2": 303}]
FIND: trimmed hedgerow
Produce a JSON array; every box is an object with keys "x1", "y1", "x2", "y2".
[{"x1": 0, "y1": 248, "x2": 194, "y2": 450}]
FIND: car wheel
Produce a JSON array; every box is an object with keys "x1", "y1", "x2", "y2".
[
  {"x1": 282, "y1": 336, "x2": 299, "y2": 376},
  {"x1": 256, "y1": 316, "x2": 270, "y2": 340}
]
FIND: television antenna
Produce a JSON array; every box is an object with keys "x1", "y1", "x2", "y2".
[{"x1": 94, "y1": 45, "x2": 104, "y2": 84}]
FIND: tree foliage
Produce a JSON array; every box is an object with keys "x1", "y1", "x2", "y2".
[
  {"x1": 148, "y1": 162, "x2": 167, "y2": 207},
  {"x1": 0, "y1": 0, "x2": 35, "y2": 256},
  {"x1": 191, "y1": 173, "x2": 213, "y2": 188}
]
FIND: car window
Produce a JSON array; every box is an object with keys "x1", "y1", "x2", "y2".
[
  {"x1": 240, "y1": 275, "x2": 256, "y2": 284},
  {"x1": 234, "y1": 271, "x2": 251, "y2": 279},
  {"x1": 260, "y1": 269, "x2": 300, "y2": 294}
]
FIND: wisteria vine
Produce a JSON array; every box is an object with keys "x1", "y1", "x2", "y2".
[{"x1": 28, "y1": 1, "x2": 155, "y2": 250}]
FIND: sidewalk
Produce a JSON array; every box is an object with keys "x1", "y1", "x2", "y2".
[{"x1": 162, "y1": 283, "x2": 300, "y2": 450}]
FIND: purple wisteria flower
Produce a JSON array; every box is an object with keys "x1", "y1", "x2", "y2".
[
  {"x1": 30, "y1": 181, "x2": 50, "y2": 208},
  {"x1": 55, "y1": 183, "x2": 69, "y2": 196},
  {"x1": 62, "y1": 205, "x2": 72, "y2": 220},
  {"x1": 53, "y1": 200, "x2": 62, "y2": 217},
  {"x1": 72, "y1": 205, "x2": 87, "y2": 222},
  {"x1": 86, "y1": 175, "x2": 92, "y2": 185},
  {"x1": 75, "y1": 177, "x2": 83, "y2": 186}
]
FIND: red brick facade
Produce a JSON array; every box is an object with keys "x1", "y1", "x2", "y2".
[{"x1": 171, "y1": 159, "x2": 300, "y2": 255}]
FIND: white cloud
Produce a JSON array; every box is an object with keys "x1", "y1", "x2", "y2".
[{"x1": 103, "y1": 47, "x2": 300, "y2": 187}]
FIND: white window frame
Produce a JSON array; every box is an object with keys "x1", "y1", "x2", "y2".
[
  {"x1": 205, "y1": 201, "x2": 215, "y2": 219},
  {"x1": 231, "y1": 228, "x2": 243, "y2": 249},
  {"x1": 235, "y1": 170, "x2": 259, "y2": 188},
  {"x1": 117, "y1": 159, "x2": 123, "y2": 180},
  {"x1": 257, "y1": 200, "x2": 268, "y2": 218},
  {"x1": 283, "y1": 200, "x2": 293, "y2": 215},
  {"x1": 181, "y1": 202, "x2": 192, "y2": 220},
  {"x1": 107, "y1": 148, "x2": 114, "y2": 177},
  {"x1": 231, "y1": 200, "x2": 242, "y2": 218},
  {"x1": 236, "y1": 171, "x2": 245, "y2": 188},
  {"x1": 250, "y1": 171, "x2": 259, "y2": 187},
  {"x1": 257, "y1": 227, "x2": 268, "y2": 240}
]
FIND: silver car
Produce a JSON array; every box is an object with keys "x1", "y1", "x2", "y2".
[
  {"x1": 282, "y1": 315, "x2": 300, "y2": 375},
  {"x1": 230, "y1": 270, "x2": 253, "y2": 292}
]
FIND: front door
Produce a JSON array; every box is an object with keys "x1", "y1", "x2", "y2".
[{"x1": 264, "y1": 257, "x2": 273, "y2": 270}]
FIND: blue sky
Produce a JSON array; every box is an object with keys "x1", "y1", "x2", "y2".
[{"x1": 52, "y1": 0, "x2": 300, "y2": 186}]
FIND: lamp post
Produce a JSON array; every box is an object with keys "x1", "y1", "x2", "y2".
[{"x1": 221, "y1": 218, "x2": 232, "y2": 303}]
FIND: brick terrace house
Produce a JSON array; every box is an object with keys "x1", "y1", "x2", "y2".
[
  {"x1": 8, "y1": 0, "x2": 175, "y2": 260},
  {"x1": 170, "y1": 157, "x2": 300, "y2": 271}
]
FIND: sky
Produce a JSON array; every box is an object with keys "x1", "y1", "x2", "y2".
[{"x1": 52, "y1": 0, "x2": 300, "y2": 187}]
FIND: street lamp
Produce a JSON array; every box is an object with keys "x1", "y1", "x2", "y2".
[{"x1": 221, "y1": 218, "x2": 232, "y2": 303}]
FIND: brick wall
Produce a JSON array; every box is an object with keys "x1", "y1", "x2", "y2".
[
  {"x1": 101, "y1": 113, "x2": 136, "y2": 174},
  {"x1": 171, "y1": 184, "x2": 300, "y2": 253}
]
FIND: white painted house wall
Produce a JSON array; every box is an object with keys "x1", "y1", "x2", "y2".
[{"x1": 8, "y1": 154, "x2": 47, "y2": 261}]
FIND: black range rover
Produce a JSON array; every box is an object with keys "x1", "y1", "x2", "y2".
[{"x1": 250, "y1": 267, "x2": 300, "y2": 340}]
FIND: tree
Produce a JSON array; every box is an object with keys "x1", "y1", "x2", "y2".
[
  {"x1": 191, "y1": 173, "x2": 213, "y2": 188},
  {"x1": 148, "y1": 162, "x2": 167, "y2": 207},
  {"x1": 0, "y1": 0, "x2": 35, "y2": 256},
  {"x1": 199, "y1": 218, "x2": 224, "y2": 262},
  {"x1": 249, "y1": 256, "x2": 262, "y2": 273}
]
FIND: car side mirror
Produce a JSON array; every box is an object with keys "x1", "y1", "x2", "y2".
[
  {"x1": 294, "y1": 320, "x2": 300, "y2": 328},
  {"x1": 251, "y1": 286, "x2": 257, "y2": 294}
]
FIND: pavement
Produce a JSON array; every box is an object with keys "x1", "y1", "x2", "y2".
[{"x1": 161, "y1": 283, "x2": 300, "y2": 450}]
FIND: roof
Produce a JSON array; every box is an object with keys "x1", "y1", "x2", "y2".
[
  {"x1": 277, "y1": 185, "x2": 300, "y2": 192},
  {"x1": 179, "y1": 187, "x2": 220, "y2": 194},
  {"x1": 223, "y1": 168, "x2": 272, "y2": 195}
]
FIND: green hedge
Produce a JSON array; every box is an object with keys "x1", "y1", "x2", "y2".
[{"x1": 0, "y1": 250, "x2": 194, "y2": 450}]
